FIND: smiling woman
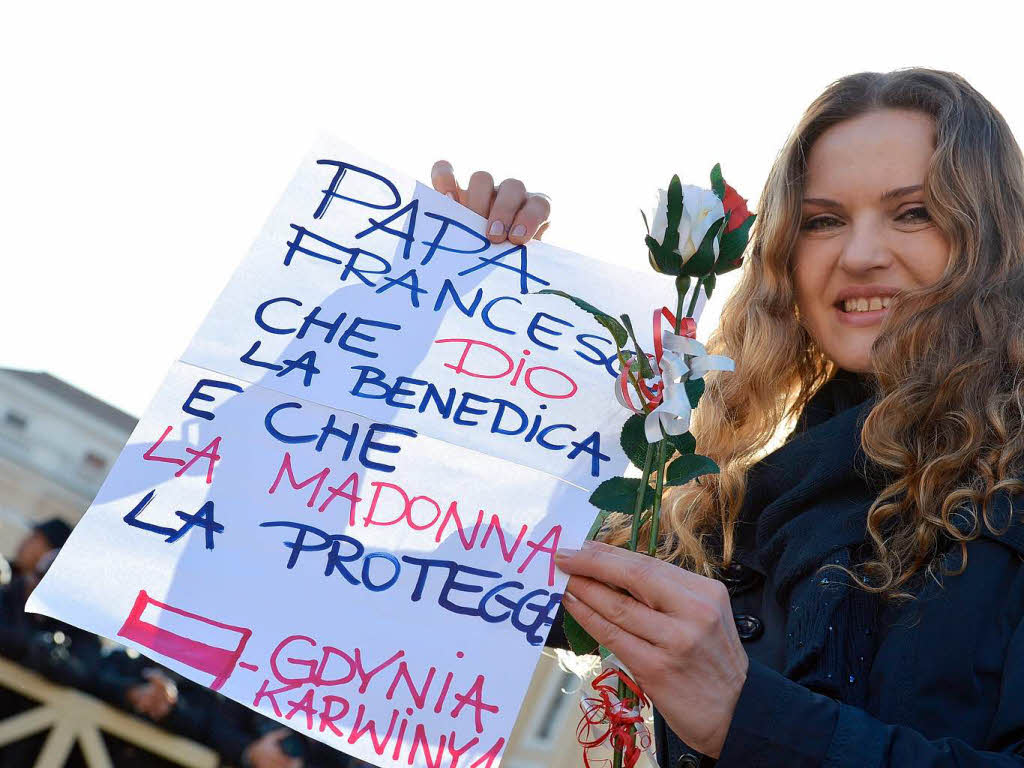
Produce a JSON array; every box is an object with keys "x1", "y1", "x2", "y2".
[
  {"x1": 540, "y1": 67, "x2": 1024, "y2": 767},
  {"x1": 793, "y1": 109, "x2": 952, "y2": 372}
]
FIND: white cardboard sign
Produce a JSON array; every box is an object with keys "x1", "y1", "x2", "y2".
[{"x1": 28, "y1": 139, "x2": 691, "y2": 768}]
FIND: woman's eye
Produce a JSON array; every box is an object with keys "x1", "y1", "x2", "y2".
[
  {"x1": 899, "y1": 206, "x2": 930, "y2": 222},
  {"x1": 801, "y1": 215, "x2": 840, "y2": 231}
]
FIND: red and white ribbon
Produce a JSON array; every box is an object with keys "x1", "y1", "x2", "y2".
[
  {"x1": 615, "y1": 307, "x2": 734, "y2": 443},
  {"x1": 576, "y1": 657, "x2": 654, "y2": 768}
]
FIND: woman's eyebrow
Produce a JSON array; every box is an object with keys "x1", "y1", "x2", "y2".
[{"x1": 802, "y1": 184, "x2": 924, "y2": 208}]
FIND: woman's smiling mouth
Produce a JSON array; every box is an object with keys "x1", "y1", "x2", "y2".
[{"x1": 832, "y1": 286, "x2": 900, "y2": 326}]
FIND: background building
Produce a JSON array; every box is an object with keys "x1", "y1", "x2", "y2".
[{"x1": 0, "y1": 368, "x2": 135, "y2": 563}]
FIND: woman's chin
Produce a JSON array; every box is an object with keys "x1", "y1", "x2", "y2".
[{"x1": 822, "y1": 334, "x2": 876, "y2": 374}]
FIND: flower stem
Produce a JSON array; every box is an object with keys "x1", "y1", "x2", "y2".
[
  {"x1": 612, "y1": 716, "x2": 627, "y2": 768},
  {"x1": 648, "y1": 438, "x2": 668, "y2": 556},
  {"x1": 674, "y1": 278, "x2": 687, "y2": 333},
  {"x1": 630, "y1": 445, "x2": 656, "y2": 550},
  {"x1": 685, "y1": 276, "x2": 704, "y2": 322}
]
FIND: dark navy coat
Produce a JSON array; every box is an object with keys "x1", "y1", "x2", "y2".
[{"x1": 654, "y1": 370, "x2": 1024, "y2": 767}]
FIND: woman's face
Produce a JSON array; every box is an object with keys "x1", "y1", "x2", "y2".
[{"x1": 792, "y1": 108, "x2": 951, "y2": 373}]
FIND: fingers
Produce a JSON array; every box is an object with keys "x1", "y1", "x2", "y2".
[
  {"x1": 509, "y1": 193, "x2": 551, "y2": 245},
  {"x1": 486, "y1": 178, "x2": 527, "y2": 243},
  {"x1": 565, "y1": 574, "x2": 671, "y2": 645},
  {"x1": 429, "y1": 162, "x2": 550, "y2": 243},
  {"x1": 137, "y1": 692, "x2": 161, "y2": 719},
  {"x1": 143, "y1": 669, "x2": 178, "y2": 699},
  {"x1": 465, "y1": 170, "x2": 495, "y2": 218},
  {"x1": 561, "y1": 590, "x2": 651, "y2": 662},
  {"x1": 556, "y1": 541, "x2": 707, "y2": 612},
  {"x1": 430, "y1": 160, "x2": 459, "y2": 202}
]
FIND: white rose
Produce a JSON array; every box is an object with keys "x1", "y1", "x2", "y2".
[{"x1": 650, "y1": 184, "x2": 725, "y2": 265}]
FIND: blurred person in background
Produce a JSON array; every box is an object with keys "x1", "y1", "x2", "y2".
[
  {"x1": 89, "y1": 646, "x2": 210, "y2": 766},
  {"x1": 0, "y1": 546, "x2": 100, "y2": 765},
  {"x1": 12, "y1": 518, "x2": 71, "y2": 576},
  {"x1": 0, "y1": 547, "x2": 99, "y2": 684},
  {"x1": 201, "y1": 692, "x2": 356, "y2": 768}
]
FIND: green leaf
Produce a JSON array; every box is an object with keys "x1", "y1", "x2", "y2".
[
  {"x1": 585, "y1": 510, "x2": 612, "y2": 541},
  {"x1": 668, "y1": 431, "x2": 696, "y2": 456},
  {"x1": 645, "y1": 235, "x2": 681, "y2": 276},
  {"x1": 645, "y1": 235, "x2": 664, "y2": 273},
  {"x1": 620, "y1": 314, "x2": 655, "y2": 379},
  {"x1": 640, "y1": 208, "x2": 651, "y2": 235},
  {"x1": 710, "y1": 163, "x2": 726, "y2": 201},
  {"x1": 685, "y1": 378, "x2": 706, "y2": 408},
  {"x1": 664, "y1": 175, "x2": 684, "y2": 255},
  {"x1": 681, "y1": 216, "x2": 725, "y2": 277},
  {"x1": 715, "y1": 213, "x2": 755, "y2": 275},
  {"x1": 665, "y1": 453, "x2": 719, "y2": 487},
  {"x1": 704, "y1": 271, "x2": 717, "y2": 298},
  {"x1": 563, "y1": 610, "x2": 599, "y2": 655},
  {"x1": 536, "y1": 289, "x2": 628, "y2": 349},
  {"x1": 589, "y1": 476, "x2": 655, "y2": 514},
  {"x1": 620, "y1": 414, "x2": 652, "y2": 470}
]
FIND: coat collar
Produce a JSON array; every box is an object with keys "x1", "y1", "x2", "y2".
[
  {"x1": 733, "y1": 371, "x2": 881, "y2": 597},
  {"x1": 734, "y1": 369, "x2": 1024, "y2": 593}
]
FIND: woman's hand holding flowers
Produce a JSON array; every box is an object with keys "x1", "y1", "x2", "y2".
[{"x1": 556, "y1": 540, "x2": 749, "y2": 759}]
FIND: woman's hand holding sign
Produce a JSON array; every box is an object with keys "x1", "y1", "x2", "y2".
[
  {"x1": 430, "y1": 160, "x2": 551, "y2": 245},
  {"x1": 555, "y1": 540, "x2": 749, "y2": 759}
]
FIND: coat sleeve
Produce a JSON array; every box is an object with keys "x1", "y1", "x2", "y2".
[{"x1": 715, "y1": 657, "x2": 1024, "y2": 768}]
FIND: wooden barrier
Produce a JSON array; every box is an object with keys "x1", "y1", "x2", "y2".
[{"x1": 0, "y1": 656, "x2": 219, "y2": 768}]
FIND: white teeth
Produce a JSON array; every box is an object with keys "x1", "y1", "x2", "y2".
[{"x1": 842, "y1": 296, "x2": 891, "y2": 312}]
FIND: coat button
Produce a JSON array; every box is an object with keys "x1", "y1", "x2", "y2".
[
  {"x1": 733, "y1": 613, "x2": 764, "y2": 642},
  {"x1": 676, "y1": 752, "x2": 701, "y2": 767},
  {"x1": 719, "y1": 562, "x2": 760, "y2": 595}
]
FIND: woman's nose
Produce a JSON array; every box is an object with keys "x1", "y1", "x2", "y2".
[{"x1": 837, "y1": 218, "x2": 894, "y2": 274}]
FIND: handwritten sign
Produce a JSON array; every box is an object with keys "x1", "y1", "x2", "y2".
[{"x1": 28, "y1": 139, "x2": 696, "y2": 767}]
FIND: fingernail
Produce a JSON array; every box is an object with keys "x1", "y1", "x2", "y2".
[
  {"x1": 561, "y1": 590, "x2": 578, "y2": 602},
  {"x1": 446, "y1": 192, "x2": 456, "y2": 201},
  {"x1": 488, "y1": 220, "x2": 505, "y2": 236},
  {"x1": 555, "y1": 548, "x2": 577, "y2": 561},
  {"x1": 510, "y1": 224, "x2": 527, "y2": 238}
]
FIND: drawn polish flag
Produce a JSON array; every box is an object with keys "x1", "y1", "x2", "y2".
[{"x1": 117, "y1": 590, "x2": 252, "y2": 691}]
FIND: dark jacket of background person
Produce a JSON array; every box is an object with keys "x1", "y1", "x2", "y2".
[
  {"x1": 90, "y1": 648, "x2": 208, "y2": 742},
  {"x1": 0, "y1": 572, "x2": 100, "y2": 688},
  {"x1": 90, "y1": 649, "x2": 356, "y2": 766},
  {"x1": 0, "y1": 571, "x2": 101, "y2": 767},
  {"x1": 202, "y1": 692, "x2": 354, "y2": 768}
]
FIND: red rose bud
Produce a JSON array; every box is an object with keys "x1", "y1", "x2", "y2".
[{"x1": 722, "y1": 182, "x2": 751, "y2": 234}]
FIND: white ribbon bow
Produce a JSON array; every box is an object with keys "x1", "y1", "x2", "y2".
[{"x1": 637, "y1": 331, "x2": 734, "y2": 443}]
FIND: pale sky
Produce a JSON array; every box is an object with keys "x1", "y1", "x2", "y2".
[{"x1": 2, "y1": 0, "x2": 1018, "y2": 416}]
